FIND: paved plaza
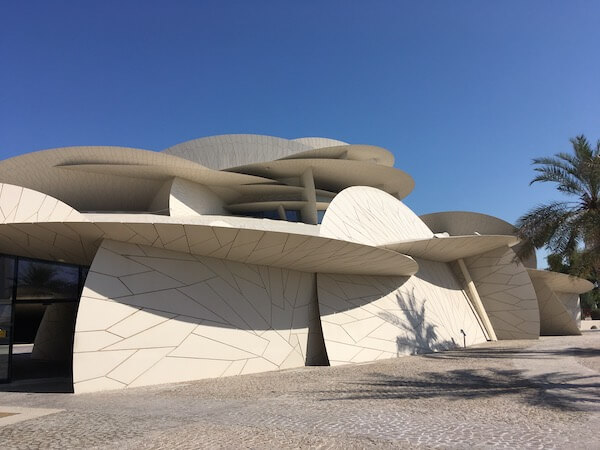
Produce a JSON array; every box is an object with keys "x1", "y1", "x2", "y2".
[{"x1": 0, "y1": 332, "x2": 599, "y2": 449}]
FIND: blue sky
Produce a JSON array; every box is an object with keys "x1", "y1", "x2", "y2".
[{"x1": 1, "y1": 1, "x2": 599, "y2": 264}]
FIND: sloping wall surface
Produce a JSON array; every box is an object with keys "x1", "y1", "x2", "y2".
[
  {"x1": 318, "y1": 186, "x2": 487, "y2": 363},
  {"x1": 318, "y1": 259, "x2": 488, "y2": 364},
  {"x1": 556, "y1": 292, "x2": 582, "y2": 329},
  {"x1": 169, "y1": 177, "x2": 226, "y2": 216},
  {"x1": 164, "y1": 134, "x2": 312, "y2": 170},
  {"x1": 0, "y1": 183, "x2": 82, "y2": 224},
  {"x1": 530, "y1": 278, "x2": 581, "y2": 336},
  {"x1": 73, "y1": 239, "x2": 318, "y2": 393},
  {"x1": 320, "y1": 186, "x2": 433, "y2": 245},
  {"x1": 462, "y1": 247, "x2": 540, "y2": 339},
  {"x1": 420, "y1": 211, "x2": 537, "y2": 269}
]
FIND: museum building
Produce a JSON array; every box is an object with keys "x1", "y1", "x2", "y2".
[{"x1": 0, "y1": 135, "x2": 592, "y2": 393}]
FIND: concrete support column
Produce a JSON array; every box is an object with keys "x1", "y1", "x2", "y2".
[
  {"x1": 32, "y1": 302, "x2": 78, "y2": 361},
  {"x1": 457, "y1": 258, "x2": 498, "y2": 341},
  {"x1": 300, "y1": 168, "x2": 318, "y2": 225}
]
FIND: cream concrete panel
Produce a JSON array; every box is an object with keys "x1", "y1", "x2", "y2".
[
  {"x1": 530, "y1": 277, "x2": 581, "y2": 336},
  {"x1": 324, "y1": 341, "x2": 364, "y2": 363},
  {"x1": 421, "y1": 211, "x2": 515, "y2": 236},
  {"x1": 221, "y1": 359, "x2": 247, "y2": 377},
  {"x1": 278, "y1": 345, "x2": 305, "y2": 369},
  {"x1": 527, "y1": 268, "x2": 594, "y2": 294},
  {"x1": 351, "y1": 348, "x2": 390, "y2": 363},
  {"x1": 556, "y1": 292, "x2": 582, "y2": 326},
  {"x1": 178, "y1": 282, "x2": 249, "y2": 330},
  {"x1": 169, "y1": 178, "x2": 226, "y2": 216},
  {"x1": 107, "y1": 347, "x2": 174, "y2": 385},
  {"x1": 320, "y1": 186, "x2": 433, "y2": 246},
  {"x1": 104, "y1": 318, "x2": 197, "y2": 350},
  {"x1": 234, "y1": 277, "x2": 271, "y2": 322},
  {"x1": 205, "y1": 277, "x2": 270, "y2": 330},
  {"x1": 317, "y1": 258, "x2": 488, "y2": 366},
  {"x1": 227, "y1": 159, "x2": 414, "y2": 199},
  {"x1": 0, "y1": 211, "x2": 418, "y2": 274},
  {"x1": 138, "y1": 244, "x2": 196, "y2": 260},
  {"x1": 240, "y1": 358, "x2": 279, "y2": 375},
  {"x1": 74, "y1": 377, "x2": 126, "y2": 394},
  {"x1": 292, "y1": 137, "x2": 349, "y2": 149},
  {"x1": 107, "y1": 309, "x2": 176, "y2": 338},
  {"x1": 420, "y1": 211, "x2": 537, "y2": 269},
  {"x1": 169, "y1": 333, "x2": 256, "y2": 360},
  {"x1": 164, "y1": 134, "x2": 312, "y2": 170},
  {"x1": 462, "y1": 247, "x2": 540, "y2": 339},
  {"x1": 132, "y1": 257, "x2": 216, "y2": 284},
  {"x1": 116, "y1": 289, "x2": 225, "y2": 322},
  {"x1": 192, "y1": 323, "x2": 270, "y2": 355},
  {"x1": 14, "y1": 188, "x2": 45, "y2": 222},
  {"x1": 73, "y1": 331, "x2": 123, "y2": 352},
  {"x1": 0, "y1": 146, "x2": 269, "y2": 212},
  {"x1": 148, "y1": 179, "x2": 172, "y2": 214},
  {"x1": 129, "y1": 357, "x2": 232, "y2": 387},
  {"x1": 0, "y1": 184, "x2": 23, "y2": 219},
  {"x1": 284, "y1": 142, "x2": 395, "y2": 167},
  {"x1": 73, "y1": 350, "x2": 135, "y2": 383},
  {"x1": 73, "y1": 240, "x2": 318, "y2": 392},
  {"x1": 74, "y1": 298, "x2": 138, "y2": 332},
  {"x1": 93, "y1": 223, "x2": 137, "y2": 243},
  {"x1": 38, "y1": 196, "x2": 59, "y2": 220},
  {"x1": 382, "y1": 235, "x2": 518, "y2": 262},
  {"x1": 118, "y1": 270, "x2": 184, "y2": 294},
  {"x1": 260, "y1": 329, "x2": 296, "y2": 366},
  {"x1": 0, "y1": 183, "x2": 84, "y2": 224},
  {"x1": 0, "y1": 136, "x2": 399, "y2": 215},
  {"x1": 81, "y1": 272, "x2": 132, "y2": 299},
  {"x1": 90, "y1": 247, "x2": 151, "y2": 277}
]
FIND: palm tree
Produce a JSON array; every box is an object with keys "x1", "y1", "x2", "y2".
[{"x1": 515, "y1": 135, "x2": 600, "y2": 279}]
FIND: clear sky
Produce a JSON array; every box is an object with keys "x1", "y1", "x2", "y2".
[{"x1": 1, "y1": 1, "x2": 599, "y2": 264}]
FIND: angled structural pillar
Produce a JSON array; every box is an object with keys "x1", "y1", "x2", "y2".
[{"x1": 457, "y1": 258, "x2": 498, "y2": 341}]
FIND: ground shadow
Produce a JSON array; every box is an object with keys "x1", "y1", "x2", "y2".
[
  {"x1": 0, "y1": 353, "x2": 73, "y2": 393},
  {"x1": 422, "y1": 346, "x2": 600, "y2": 361},
  {"x1": 317, "y1": 368, "x2": 600, "y2": 411}
]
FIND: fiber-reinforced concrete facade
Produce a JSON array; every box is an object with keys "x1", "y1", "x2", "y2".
[{"x1": 0, "y1": 135, "x2": 593, "y2": 393}]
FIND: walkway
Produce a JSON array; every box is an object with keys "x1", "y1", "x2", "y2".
[{"x1": 0, "y1": 332, "x2": 598, "y2": 449}]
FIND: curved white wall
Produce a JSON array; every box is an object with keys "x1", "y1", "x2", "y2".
[
  {"x1": 530, "y1": 277, "x2": 580, "y2": 336},
  {"x1": 169, "y1": 178, "x2": 226, "y2": 216},
  {"x1": 556, "y1": 292, "x2": 582, "y2": 329},
  {"x1": 317, "y1": 186, "x2": 487, "y2": 363},
  {"x1": 462, "y1": 247, "x2": 540, "y2": 339},
  {"x1": 320, "y1": 186, "x2": 433, "y2": 245},
  {"x1": 164, "y1": 134, "x2": 312, "y2": 170},
  {"x1": 318, "y1": 260, "x2": 488, "y2": 364},
  {"x1": 0, "y1": 183, "x2": 82, "y2": 223},
  {"x1": 421, "y1": 211, "x2": 537, "y2": 269},
  {"x1": 73, "y1": 239, "x2": 319, "y2": 393}
]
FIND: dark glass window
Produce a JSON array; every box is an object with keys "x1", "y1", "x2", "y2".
[
  {"x1": 16, "y1": 259, "x2": 79, "y2": 301},
  {"x1": 261, "y1": 210, "x2": 281, "y2": 220},
  {"x1": 0, "y1": 256, "x2": 15, "y2": 303},
  {"x1": 317, "y1": 210, "x2": 326, "y2": 224},
  {"x1": 237, "y1": 210, "x2": 281, "y2": 220},
  {"x1": 285, "y1": 210, "x2": 301, "y2": 222}
]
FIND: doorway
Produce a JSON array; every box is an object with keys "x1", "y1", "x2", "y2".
[{"x1": 0, "y1": 255, "x2": 87, "y2": 392}]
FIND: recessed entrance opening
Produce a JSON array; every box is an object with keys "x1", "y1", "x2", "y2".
[{"x1": 0, "y1": 255, "x2": 88, "y2": 393}]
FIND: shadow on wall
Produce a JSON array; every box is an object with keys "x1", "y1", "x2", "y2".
[{"x1": 378, "y1": 288, "x2": 458, "y2": 356}]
